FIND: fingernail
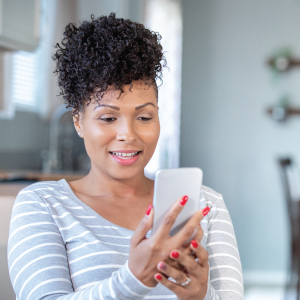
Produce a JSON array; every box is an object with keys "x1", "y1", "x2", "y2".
[
  {"x1": 191, "y1": 239, "x2": 198, "y2": 248},
  {"x1": 155, "y1": 274, "x2": 162, "y2": 281},
  {"x1": 171, "y1": 250, "x2": 179, "y2": 259},
  {"x1": 179, "y1": 195, "x2": 188, "y2": 206},
  {"x1": 158, "y1": 262, "x2": 167, "y2": 271},
  {"x1": 199, "y1": 223, "x2": 201, "y2": 227},
  {"x1": 202, "y1": 207, "x2": 210, "y2": 216},
  {"x1": 146, "y1": 204, "x2": 152, "y2": 216}
]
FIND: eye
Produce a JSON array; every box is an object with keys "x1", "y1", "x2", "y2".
[
  {"x1": 99, "y1": 117, "x2": 117, "y2": 122},
  {"x1": 138, "y1": 116, "x2": 152, "y2": 122}
]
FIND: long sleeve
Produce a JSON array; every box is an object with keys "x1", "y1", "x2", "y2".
[
  {"x1": 7, "y1": 190, "x2": 153, "y2": 300},
  {"x1": 200, "y1": 189, "x2": 244, "y2": 300}
]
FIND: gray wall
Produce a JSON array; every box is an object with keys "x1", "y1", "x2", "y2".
[
  {"x1": 180, "y1": 0, "x2": 300, "y2": 282},
  {"x1": 76, "y1": 0, "x2": 144, "y2": 23}
]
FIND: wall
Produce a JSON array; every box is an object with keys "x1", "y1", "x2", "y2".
[
  {"x1": 180, "y1": 0, "x2": 300, "y2": 285},
  {"x1": 76, "y1": 0, "x2": 144, "y2": 23}
]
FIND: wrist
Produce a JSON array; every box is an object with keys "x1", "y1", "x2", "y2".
[{"x1": 128, "y1": 260, "x2": 158, "y2": 288}]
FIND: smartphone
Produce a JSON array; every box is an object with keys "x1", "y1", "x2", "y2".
[{"x1": 152, "y1": 167, "x2": 203, "y2": 237}]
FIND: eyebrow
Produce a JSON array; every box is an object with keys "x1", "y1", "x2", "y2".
[
  {"x1": 93, "y1": 104, "x2": 120, "y2": 111},
  {"x1": 93, "y1": 102, "x2": 156, "y2": 111},
  {"x1": 135, "y1": 102, "x2": 156, "y2": 110}
]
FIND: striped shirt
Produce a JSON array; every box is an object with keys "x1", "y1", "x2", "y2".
[{"x1": 7, "y1": 179, "x2": 244, "y2": 300}]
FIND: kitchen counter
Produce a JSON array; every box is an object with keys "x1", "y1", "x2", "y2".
[
  {"x1": 0, "y1": 183, "x2": 32, "y2": 196},
  {"x1": 0, "y1": 171, "x2": 85, "y2": 183}
]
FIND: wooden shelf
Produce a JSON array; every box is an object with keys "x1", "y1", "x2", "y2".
[
  {"x1": 267, "y1": 57, "x2": 300, "y2": 72},
  {"x1": 267, "y1": 107, "x2": 300, "y2": 116}
]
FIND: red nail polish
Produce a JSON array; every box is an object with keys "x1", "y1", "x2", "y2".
[
  {"x1": 179, "y1": 195, "x2": 188, "y2": 206},
  {"x1": 191, "y1": 239, "x2": 198, "y2": 248},
  {"x1": 171, "y1": 250, "x2": 179, "y2": 259},
  {"x1": 146, "y1": 204, "x2": 152, "y2": 216},
  {"x1": 203, "y1": 207, "x2": 210, "y2": 216},
  {"x1": 155, "y1": 274, "x2": 162, "y2": 281}
]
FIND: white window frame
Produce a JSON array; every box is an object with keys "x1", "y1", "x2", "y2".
[{"x1": 0, "y1": 50, "x2": 14, "y2": 119}]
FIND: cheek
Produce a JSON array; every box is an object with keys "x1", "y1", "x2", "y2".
[
  {"x1": 83, "y1": 122, "x2": 115, "y2": 153},
  {"x1": 140, "y1": 122, "x2": 160, "y2": 149}
]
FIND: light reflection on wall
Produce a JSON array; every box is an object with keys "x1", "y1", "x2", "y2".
[{"x1": 144, "y1": 0, "x2": 182, "y2": 178}]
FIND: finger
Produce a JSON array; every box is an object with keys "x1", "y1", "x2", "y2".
[
  {"x1": 183, "y1": 224, "x2": 203, "y2": 252},
  {"x1": 154, "y1": 273, "x2": 184, "y2": 295},
  {"x1": 163, "y1": 257, "x2": 186, "y2": 272},
  {"x1": 157, "y1": 261, "x2": 188, "y2": 284},
  {"x1": 171, "y1": 207, "x2": 209, "y2": 246},
  {"x1": 181, "y1": 225, "x2": 202, "y2": 256},
  {"x1": 169, "y1": 249, "x2": 200, "y2": 275},
  {"x1": 130, "y1": 204, "x2": 153, "y2": 247},
  {"x1": 153, "y1": 195, "x2": 189, "y2": 240},
  {"x1": 190, "y1": 239, "x2": 209, "y2": 268}
]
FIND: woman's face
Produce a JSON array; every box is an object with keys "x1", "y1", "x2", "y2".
[{"x1": 76, "y1": 81, "x2": 160, "y2": 180}]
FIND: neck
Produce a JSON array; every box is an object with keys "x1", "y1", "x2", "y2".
[{"x1": 78, "y1": 164, "x2": 153, "y2": 200}]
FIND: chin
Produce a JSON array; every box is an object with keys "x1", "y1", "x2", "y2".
[
  {"x1": 109, "y1": 167, "x2": 144, "y2": 181},
  {"x1": 92, "y1": 162, "x2": 145, "y2": 181}
]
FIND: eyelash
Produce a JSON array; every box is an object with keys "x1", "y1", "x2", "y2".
[
  {"x1": 99, "y1": 117, "x2": 116, "y2": 122},
  {"x1": 99, "y1": 117, "x2": 152, "y2": 122},
  {"x1": 139, "y1": 117, "x2": 152, "y2": 121}
]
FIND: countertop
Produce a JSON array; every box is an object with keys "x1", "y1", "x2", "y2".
[{"x1": 0, "y1": 171, "x2": 85, "y2": 184}]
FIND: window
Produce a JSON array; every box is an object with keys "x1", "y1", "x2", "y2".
[
  {"x1": 11, "y1": 50, "x2": 39, "y2": 110},
  {"x1": 144, "y1": 0, "x2": 183, "y2": 178}
]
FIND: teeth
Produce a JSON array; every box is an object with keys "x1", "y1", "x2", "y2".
[{"x1": 111, "y1": 152, "x2": 139, "y2": 159}]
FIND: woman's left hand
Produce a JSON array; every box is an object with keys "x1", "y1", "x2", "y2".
[{"x1": 154, "y1": 238, "x2": 209, "y2": 300}]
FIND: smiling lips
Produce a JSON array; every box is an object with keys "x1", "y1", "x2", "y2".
[{"x1": 109, "y1": 150, "x2": 141, "y2": 166}]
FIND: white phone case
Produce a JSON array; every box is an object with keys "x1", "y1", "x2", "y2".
[{"x1": 152, "y1": 168, "x2": 203, "y2": 236}]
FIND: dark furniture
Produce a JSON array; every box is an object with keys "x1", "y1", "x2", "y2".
[{"x1": 278, "y1": 158, "x2": 300, "y2": 299}]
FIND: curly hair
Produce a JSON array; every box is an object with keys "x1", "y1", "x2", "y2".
[{"x1": 53, "y1": 13, "x2": 167, "y2": 116}]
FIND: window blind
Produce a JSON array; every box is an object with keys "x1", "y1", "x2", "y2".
[{"x1": 11, "y1": 50, "x2": 38, "y2": 109}]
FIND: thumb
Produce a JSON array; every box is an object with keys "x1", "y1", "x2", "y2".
[{"x1": 131, "y1": 204, "x2": 153, "y2": 247}]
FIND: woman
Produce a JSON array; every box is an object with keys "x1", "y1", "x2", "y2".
[{"x1": 8, "y1": 13, "x2": 243, "y2": 300}]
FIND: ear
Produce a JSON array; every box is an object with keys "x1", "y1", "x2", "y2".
[{"x1": 73, "y1": 110, "x2": 84, "y2": 138}]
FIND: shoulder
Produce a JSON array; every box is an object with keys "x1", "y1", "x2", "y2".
[
  {"x1": 14, "y1": 180, "x2": 66, "y2": 204},
  {"x1": 199, "y1": 185, "x2": 229, "y2": 217},
  {"x1": 200, "y1": 185, "x2": 223, "y2": 206}
]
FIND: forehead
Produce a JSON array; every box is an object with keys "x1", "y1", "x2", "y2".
[{"x1": 93, "y1": 81, "x2": 157, "y2": 106}]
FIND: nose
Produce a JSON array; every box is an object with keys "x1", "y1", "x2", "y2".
[{"x1": 116, "y1": 119, "x2": 138, "y2": 145}]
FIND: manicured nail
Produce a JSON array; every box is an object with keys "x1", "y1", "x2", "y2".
[
  {"x1": 146, "y1": 204, "x2": 152, "y2": 216},
  {"x1": 179, "y1": 195, "x2": 188, "y2": 206},
  {"x1": 171, "y1": 250, "x2": 179, "y2": 259},
  {"x1": 155, "y1": 274, "x2": 162, "y2": 281},
  {"x1": 191, "y1": 239, "x2": 198, "y2": 248},
  {"x1": 158, "y1": 262, "x2": 167, "y2": 271},
  {"x1": 199, "y1": 223, "x2": 201, "y2": 227},
  {"x1": 202, "y1": 207, "x2": 210, "y2": 216}
]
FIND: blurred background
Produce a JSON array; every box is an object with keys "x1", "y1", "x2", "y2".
[{"x1": 1, "y1": 0, "x2": 300, "y2": 299}]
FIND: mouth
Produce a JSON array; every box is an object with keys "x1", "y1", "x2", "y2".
[{"x1": 109, "y1": 151, "x2": 141, "y2": 159}]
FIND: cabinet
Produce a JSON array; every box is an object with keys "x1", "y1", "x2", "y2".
[{"x1": 0, "y1": 0, "x2": 40, "y2": 52}]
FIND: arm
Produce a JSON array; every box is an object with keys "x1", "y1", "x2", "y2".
[
  {"x1": 8, "y1": 191, "x2": 153, "y2": 300},
  {"x1": 204, "y1": 194, "x2": 244, "y2": 300}
]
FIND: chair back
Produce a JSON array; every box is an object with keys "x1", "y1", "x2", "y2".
[{"x1": 278, "y1": 158, "x2": 300, "y2": 243}]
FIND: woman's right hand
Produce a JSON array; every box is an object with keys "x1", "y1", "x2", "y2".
[{"x1": 128, "y1": 196, "x2": 208, "y2": 287}]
